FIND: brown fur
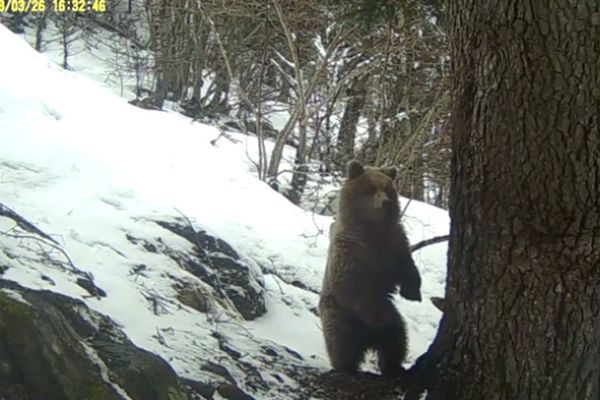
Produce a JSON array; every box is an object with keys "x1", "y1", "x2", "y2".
[{"x1": 319, "y1": 160, "x2": 422, "y2": 376}]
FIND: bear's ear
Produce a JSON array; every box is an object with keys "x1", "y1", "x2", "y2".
[
  {"x1": 382, "y1": 166, "x2": 398, "y2": 179},
  {"x1": 346, "y1": 160, "x2": 365, "y2": 179}
]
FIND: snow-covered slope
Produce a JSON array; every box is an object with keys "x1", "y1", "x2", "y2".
[{"x1": 0, "y1": 24, "x2": 448, "y2": 398}]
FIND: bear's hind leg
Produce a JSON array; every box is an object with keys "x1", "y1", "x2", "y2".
[
  {"x1": 321, "y1": 298, "x2": 367, "y2": 374},
  {"x1": 372, "y1": 308, "x2": 408, "y2": 377},
  {"x1": 328, "y1": 330, "x2": 366, "y2": 374}
]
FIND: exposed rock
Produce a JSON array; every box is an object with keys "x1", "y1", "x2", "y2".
[
  {"x1": 211, "y1": 332, "x2": 269, "y2": 393},
  {"x1": 216, "y1": 383, "x2": 255, "y2": 400},
  {"x1": 180, "y1": 379, "x2": 216, "y2": 399},
  {"x1": 0, "y1": 280, "x2": 207, "y2": 400},
  {"x1": 76, "y1": 276, "x2": 107, "y2": 298},
  {"x1": 175, "y1": 279, "x2": 218, "y2": 314},
  {"x1": 200, "y1": 361, "x2": 238, "y2": 385},
  {"x1": 156, "y1": 220, "x2": 266, "y2": 320}
]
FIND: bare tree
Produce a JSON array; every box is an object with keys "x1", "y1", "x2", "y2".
[
  {"x1": 16, "y1": 0, "x2": 451, "y2": 209},
  {"x1": 56, "y1": 12, "x2": 79, "y2": 69}
]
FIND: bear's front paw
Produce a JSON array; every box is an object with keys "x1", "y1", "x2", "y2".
[{"x1": 400, "y1": 286, "x2": 422, "y2": 302}]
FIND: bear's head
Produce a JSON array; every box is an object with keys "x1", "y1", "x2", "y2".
[{"x1": 338, "y1": 160, "x2": 400, "y2": 226}]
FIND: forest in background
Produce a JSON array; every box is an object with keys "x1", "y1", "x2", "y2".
[{"x1": 0, "y1": 0, "x2": 450, "y2": 209}]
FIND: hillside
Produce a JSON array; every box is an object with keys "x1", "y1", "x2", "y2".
[{"x1": 0, "y1": 24, "x2": 448, "y2": 400}]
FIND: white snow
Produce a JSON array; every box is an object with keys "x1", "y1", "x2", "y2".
[{"x1": 0, "y1": 23, "x2": 449, "y2": 396}]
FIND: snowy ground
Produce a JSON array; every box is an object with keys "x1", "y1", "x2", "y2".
[{"x1": 0, "y1": 23, "x2": 449, "y2": 397}]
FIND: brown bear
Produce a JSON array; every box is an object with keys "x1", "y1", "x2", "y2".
[{"x1": 319, "y1": 160, "x2": 422, "y2": 376}]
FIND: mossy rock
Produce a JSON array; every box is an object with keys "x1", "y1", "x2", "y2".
[
  {"x1": 0, "y1": 281, "x2": 204, "y2": 400},
  {"x1": 0, "y1": 286, "x2": 119, "y2": 400}
]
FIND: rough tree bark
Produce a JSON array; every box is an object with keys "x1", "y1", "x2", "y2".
[
  {"x1": 409, "y1": 2, "x2": 600, "y2": 400},
  {"x1": 335, "y1": 75, "x2": 368, "y2": 168}
]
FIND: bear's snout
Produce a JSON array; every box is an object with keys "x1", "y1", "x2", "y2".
[{"x1": 373, "y1": 191, "x2": 391, "y2": 209}]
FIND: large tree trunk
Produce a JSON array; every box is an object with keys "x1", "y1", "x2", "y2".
[{"x1": 410, "y1": 2, "x2": 600, "y2": 400}]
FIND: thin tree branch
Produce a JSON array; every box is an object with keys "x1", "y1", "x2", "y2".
[
  {"x1": 410, "y1": 234, "x2": 449, "y2": 252},
  {"x1": 0, "y1": 202, "x2": 59, "y2": 245}
]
